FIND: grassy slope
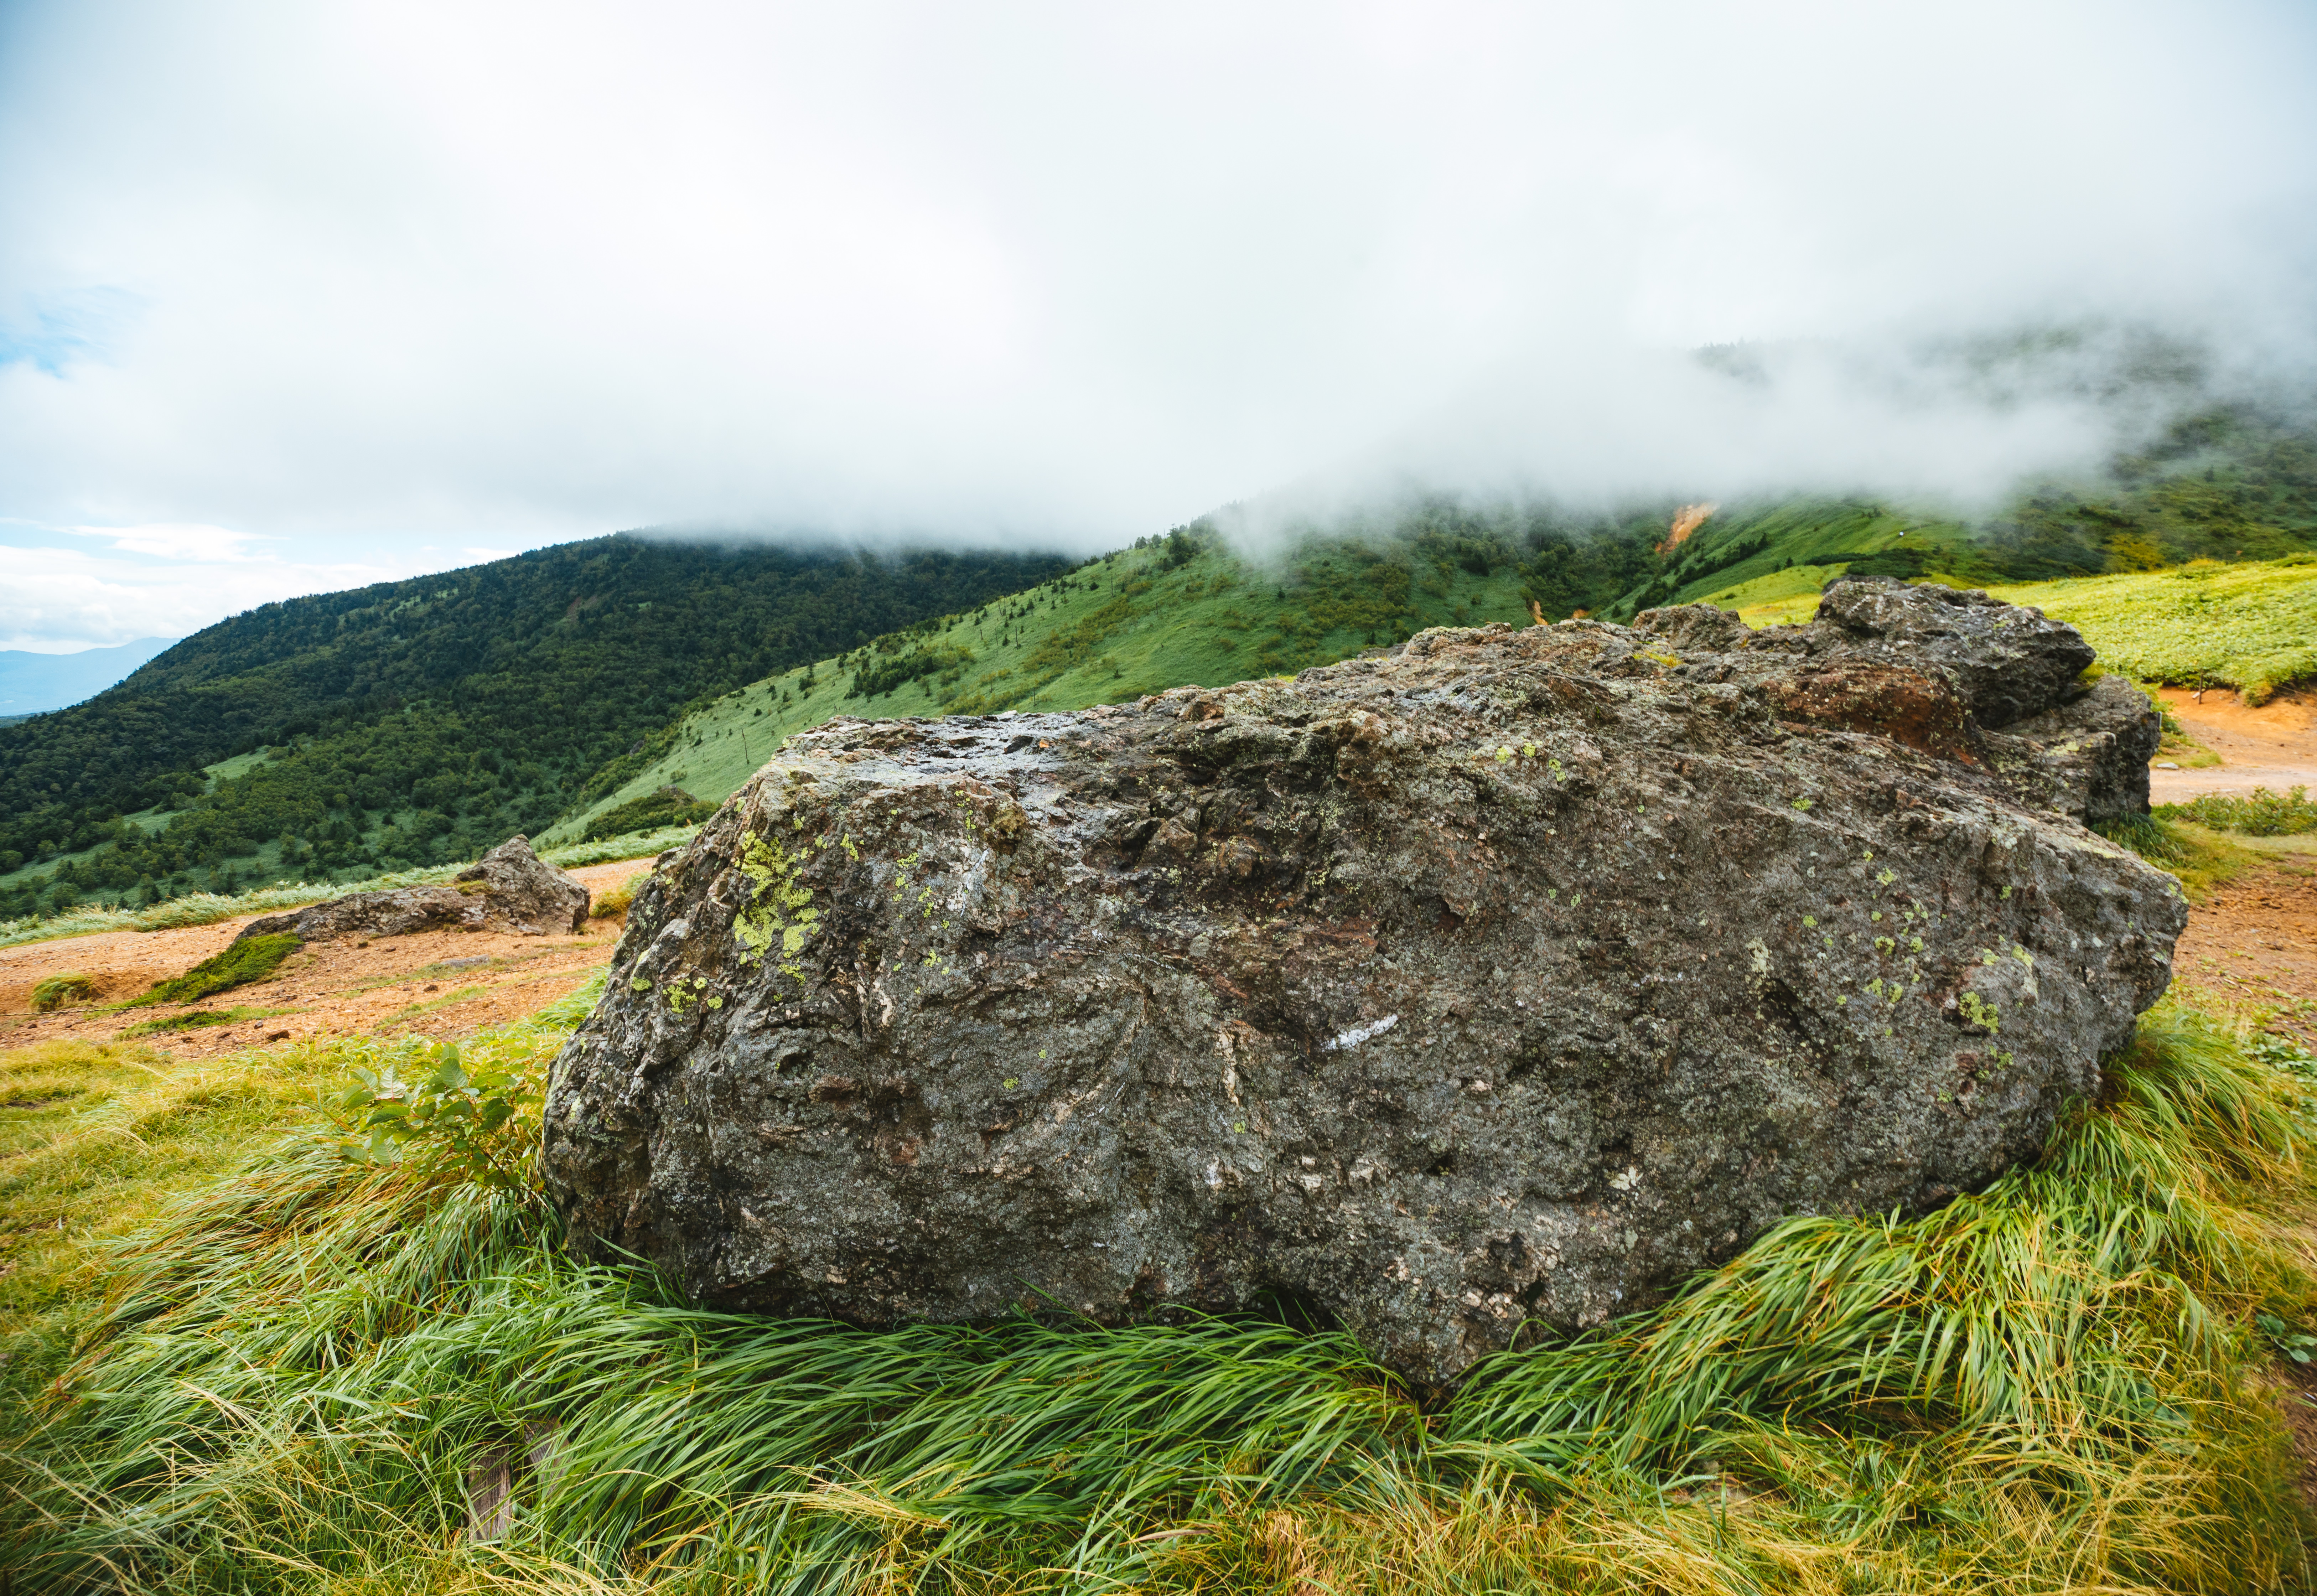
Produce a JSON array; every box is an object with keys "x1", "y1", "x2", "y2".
[
  {"x1": 550, "y1": 532, "x2": 2317, "y2": 844},
  {"x1": 1985, "y1": 555, "x2": 2317, "y2": 702},
  {"x1": 1718, "y1": 554, "x2": 2317, "y2": 702},
  {"x1": 1664, "y1": 502, "x2": 1979, "y2": 607},
  {"x1": 545, "y1": 539, "x2": 1530, "y2": 841}
]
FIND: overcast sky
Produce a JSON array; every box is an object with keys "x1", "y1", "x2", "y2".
[{"x1": 3, "y1": 0, "x2": 2313, "y2": 650}]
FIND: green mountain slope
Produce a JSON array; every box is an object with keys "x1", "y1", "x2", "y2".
[
  {"x1": 0, "y1": 536, "x2": 1070, "y2": 918},
  {"x1": 546, "y1": 409, "x2": 2317, "y2": 838},
  {"x1": 543, "y1": 522, "x2": 1535, "y2": 841}
]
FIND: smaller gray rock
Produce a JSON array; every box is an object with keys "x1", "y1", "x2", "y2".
[
  {"x1": 1633, "y1": 580, "x2": 2159, "y2": 827},
  {"x1": 1811, "y1": 576, "x2": 2094, "y2": 726},
  {"x1": 455, "y1": 835, "x2": 591, "y2": 935},
  {"x1": 238, "y1": 885, "x2": 476, "y2": 944},
  {"x1": 234, "y1": 835, "x2": 589, "y2": 944}
]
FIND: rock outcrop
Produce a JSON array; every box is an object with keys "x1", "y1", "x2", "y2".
[
  {"x1": 237, "y1": 835, "x2": 588, "y2": 944},
  {"x1": 541, "y1": 579, "x2": 2185, "y2": 1384}
]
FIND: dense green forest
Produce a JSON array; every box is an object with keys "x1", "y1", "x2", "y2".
[{"x1": 0, "y1": 537, "x2": 1069, "y2": 918}]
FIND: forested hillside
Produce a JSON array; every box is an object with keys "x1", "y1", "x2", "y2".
[{"x1": 0, "y1": 537, "x2": 1068, "y2": 918}]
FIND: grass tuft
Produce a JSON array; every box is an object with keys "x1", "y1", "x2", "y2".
[
  {"x1": 126, "y1": 932, "x2": 303, "y2": 1008},
  {"x1": 588, "y1": 869, "x2": 650, "y2": 920},
  {"x1": 2095, "y1": 813, "x2": 2260, "y2": 900},
  {"x1": 114, "y1": 1005, "x2": 294, "y2": 1038},
  {"x1": 27, "y1": 973, "x2": 97, "y2": 1013}
]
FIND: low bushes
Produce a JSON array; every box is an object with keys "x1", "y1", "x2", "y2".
[
  {"x1": 2161, "y1": 784, "x2": 2317, "y2": 837},
  {"x1": 581, "y1": 787, "x2": 716, "y2": 844}
]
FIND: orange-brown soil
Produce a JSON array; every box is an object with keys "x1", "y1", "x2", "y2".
[
  {"x1": 2150, "y1": 685, "x2": 2317, "y2": 803},
  {"x1": 2170, "y1": 846, "x2": 2317, "y2": 1049},
  {"x1": 0, "y1": 857, "x2": 651, "y2": 1056}
]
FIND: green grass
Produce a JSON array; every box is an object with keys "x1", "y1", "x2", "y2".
[
  {"x1": 2, "y1": 988, "x2": 2312, "y2": 1593},
  {"x1": 1987, "y1": 555, "x2": 2317, "y2": 703},
  {"x1": 124, "y1": 932, "x2": 304, "y2": 1008},
  {"x1": 2162, "y1": 785, "x2": 2317, "y2": 837},
  {"x1": 27, "y1": 973, "x2": 97, "y2": 1013},
  {"x1": 2095, "y1": 814, "x2": 2264, "y2": 902}
]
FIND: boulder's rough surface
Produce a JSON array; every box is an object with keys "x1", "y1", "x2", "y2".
[
  {"x1": 542, "y1": 580, "x2": 2185, "y2": 1384},
  {"x1": 238, "y1": 835, "x2": 588, "y2": 944}
]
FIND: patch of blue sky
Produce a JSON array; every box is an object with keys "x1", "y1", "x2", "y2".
[{"x1": 0, "y1": 285, "x2": 142, "y2": 374}]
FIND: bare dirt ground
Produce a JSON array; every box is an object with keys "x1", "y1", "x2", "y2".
[
  {"x1": 0, "y1": 857, "x2": 650, "y2": 1056},
  {"x1": 2150, "y1": 685, "x2": 2317, "y2": 803},
  {"x1": 2170, "y1": 838, "x2": 2317, "y2": 1046}
]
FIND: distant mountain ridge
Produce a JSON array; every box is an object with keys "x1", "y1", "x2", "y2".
[
  {"x1": 0, "y1": 637, "x2": 178, "y2": 715},
  {"x1": 0, "y1": 534, "x2": 1071, "y2": 915}
]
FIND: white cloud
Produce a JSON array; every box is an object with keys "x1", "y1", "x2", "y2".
[
  {"x1": 64, "y1": 522, "x2": 270, "y2": 562},
  {"x1": 0, "y1": 0, "x2": 2311, "y2": 644},
  {"x1": 0, "y1": 532, "x2": 438, "y2": 651}
]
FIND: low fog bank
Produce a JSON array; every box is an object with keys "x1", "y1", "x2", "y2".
[{"x1": 1211, "y1": 317, "x2": 2317, "y2": 559}]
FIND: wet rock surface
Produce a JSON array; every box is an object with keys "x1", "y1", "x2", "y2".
[
  {"x1": 238, "y1": 835, "x2": 588, "y2": 944},
  {"x1": 542, "y1": 579, "x2": 2185, "y2": 1384}
]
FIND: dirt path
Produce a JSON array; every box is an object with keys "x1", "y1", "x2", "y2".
[
  {"x1": 2150, "y1": 685, "x2": 2317, "y2": 804},
  {"x1": 2169, "y1": 838, "x2": 2317, "y2": 1048},
  {"x1": 0, "y1": 857, "x2": 653, "y2": 1055}
]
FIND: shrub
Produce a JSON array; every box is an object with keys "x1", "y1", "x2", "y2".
[
  {"x1": 581, "y1": 786, "x2": 716, "y2": 843},
  {"x1": 27, "y1": 973, "x2": 96, "y2": 1013},
  {"x1": 2158, "y1": 783, "x2": 2317, "y2": 836},
  {"x1": 589, "y1": 869, "x2": 650, "y2": 919},
  {"x1": 326, "y1": 1037, "x2": 542, "y2": 1192},
  {"x1": 127, "y1": 933, "x2": 303, "y2": 1008}
]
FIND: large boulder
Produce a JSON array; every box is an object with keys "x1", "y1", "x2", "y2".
[
  {"x1": 541, "y1": 581, "x2": 2186, "y2": 1384},
  {"x1": 237, "y1": 835, "x2": 588, "y2": 944}
]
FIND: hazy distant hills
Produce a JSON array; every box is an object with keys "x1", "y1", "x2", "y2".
[
  {"x1": 0, "y1": 637, "x2": 179, "y2": 717},
  {"x1": 0, "y1": 535, "x2": 1069, "y2": 911}
]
